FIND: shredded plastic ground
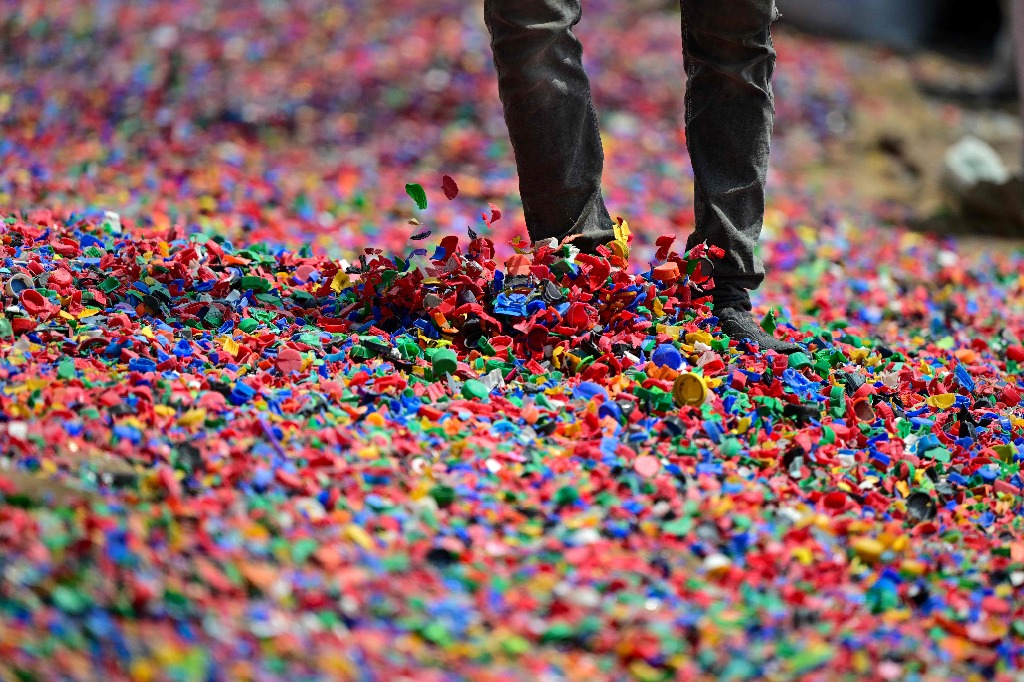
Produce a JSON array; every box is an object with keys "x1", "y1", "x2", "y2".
[{"x1": 1, "y1": 2, "x2": 1024, "y2": 681}]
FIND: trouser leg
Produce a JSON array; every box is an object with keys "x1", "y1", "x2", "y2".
[
  {"x1": 681, "y1": 0, "x2": 779, "y2": 310},
  {"x1": 484, "y1": 0, "x2": 616, "y2": 251}
]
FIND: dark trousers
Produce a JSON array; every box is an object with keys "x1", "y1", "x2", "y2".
[{"x1": 484, "y1": 0, "x2": 779, "y2": 309}]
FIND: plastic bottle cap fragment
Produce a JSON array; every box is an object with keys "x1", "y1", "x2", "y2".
[
  {"x1": 4, "y1": 273, "x2": 35, "y2": 297},
  {"x1": 673, "y1": 372, "x2": 707, "y2": 407},
  {"x1": 651, "y1": 343, "x2": 683, "y2": 370},
  {"x1": 462, "y1": 379, "x2": 489, "y2": 400},
  {"x1": 926, "y1": 393, "x2": 956, "y2": 409},
  {"x1": 431, "y1": 348, "x2": 458, "y2": 376},
  {"x1": 608, "y1": 240, "x2": 629, "y2": 260},
  {"x1": 652, "y1": 262, "x2": 680, "y2": 282},
  {"x1": 634, "y1": 455, "x2": 660, "y2": 477}
]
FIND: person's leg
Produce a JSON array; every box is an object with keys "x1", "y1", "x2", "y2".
[
  {"x1": 681, "y1": 0, "x2": 779, "y2": 311},
  {"x1": 681, "y1": 0, "x2": 798, "y2": 352},
  {"x1": 484, "y1": 0, "x2": 616, "y2": 252}
]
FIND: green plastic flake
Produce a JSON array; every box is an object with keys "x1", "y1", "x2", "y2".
[
  {"x1": 405, "y1": 183, "x2": 428, "y2": 210},
  {"x1": 99, "y1": 276, "x2": 122, "y2": 293},
  {"x1": 238, "y1": 276, "x2": 272, "y2": 293}
]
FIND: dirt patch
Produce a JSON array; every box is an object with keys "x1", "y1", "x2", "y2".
[{"x1": 809, "y1": 35, "x2": 1023, "y2": 246}]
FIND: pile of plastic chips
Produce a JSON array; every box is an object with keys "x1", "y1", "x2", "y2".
[
  {"x1": 2, "y1": 0, "x2": 1024, "y2": 680},
  {"x1": 0, "y1": 201, "x2": 1023, "y2": 679}
]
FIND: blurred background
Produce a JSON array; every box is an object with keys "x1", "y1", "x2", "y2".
[
  {"x1": 784, "y1": 0, "x2": 1005, "y2": 54},
  {"x1": 778, "y1": 0, "x2": 1024, "y2": 238},
  {"x1": 0, "y1": 0, "x2": 1021, "y2": 261}
]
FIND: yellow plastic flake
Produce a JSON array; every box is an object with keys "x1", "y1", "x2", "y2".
[
  {"x1": 330, "y1": 270, "x2": 349, "y2": 293},
  {"x1": 684, "y1": 331, "x2": 712, "y2": 346},
  {"x1": 318, "y1": 653, "x2": 355, "y2": 679},
  {"x1": 851, "y1": 650, "x2": 871, "y2": 675},
  {"x1": 612, "y1": 219, "x2": 631, "y2": 242},
  {"x1": 655, "y1": 324, "x2": 682, "y2": 338},
  {"x1": 220, "y1": 336, "x2": 240, "y2": 357},
  {"x1": 846, "y1": 519, "x2": 872, "y2": 534},
  {"x1": 565, "y1": 353, "x2": 583, "y2": 372},
  {"x1": 851, "y1": 537, "x2": 884, "y2": 564},
  {"x1": 796, "y1": 224, "x2": 817, "y2": 244},
  {"x1": 900, "y1": 559, "x2": 926, "y2": 576},
  {"x1": 926, "y1": 393, "x2": 956, "y2": 409},
  {"x1": 409, "y1": 482, "x2": 431, "y2": 501},
  {"x1": 153, "y1": 405, "x2": 176, "y2": 418},
  {"x1": 791, "y1": 546, "x2": 813, "y2": 565},
  {"x1": 628, "y1": 660, "x2": 662, "y2": 682},
  {"x1": 849, "y1": 347, "x2": 869, "y2": 364},
  {"x1": 895, "y1": 480, "x2": 910, "y2": 498},
  {"x1": 344, "y1": 524, "x2": 374, "y2": 550},
  {"x1": 176, "y1": 409, "x2": 207, "y2": 427},
  {"x1": 639, "y1": 520, "x2": 660, "y2": 537}
]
